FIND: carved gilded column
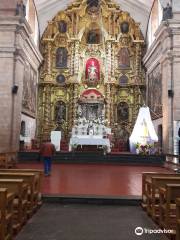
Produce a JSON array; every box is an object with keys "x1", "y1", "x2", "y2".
[
  {"x1": 74, "y1": 40, "x2": 80, "y2": 74},
  {"x1": 105, "y1": 83, "x2": 111, "y2": 126},
  {"x1": 43, "y1": 84, "x2": 52, "y2": 138},
  {"x1": 110, "y1": 84, "x2": 116, "y2": 126},
  {"x1": 47, "y1": 41, "x2": 52, "y2": 75},
  {"x1": 106, "y1": 41, "x2": 112, "y2": 82},
  {"x1": 108, "y1": 15, "x2": 111, "y2": 34},
  {"x1": 111, "y1": 43, "x2": 115, "y2": 76},
  {"x1": 68, "y1": 84, "x2": 74, "y2": 130},
  {"x1": 70, "y1": 42, "x2": 75, "y2": 75},
  {"x1": 135, "y1": 42, "x2": 141, "y2": 76},
  {"x1": 72, "y1": 83, "x2": 78, "y2": 124},
  {"x1": 37, "y1": 85, "x2": 44, "y2": 140},
  {"x1": 76, "y1": 14, "x2": 79, "y2": 35},
  {"x1": 132, "y1": 86, "x2": 140, "y2": 122}
]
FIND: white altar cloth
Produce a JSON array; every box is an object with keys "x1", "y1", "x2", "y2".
[{"x1": 69, "y1": 135, "x2": 111, "y2": 152}]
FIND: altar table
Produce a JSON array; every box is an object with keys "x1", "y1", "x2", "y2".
[{"x1": 69, "y1": 135, "x2": 111, "y2": 153}]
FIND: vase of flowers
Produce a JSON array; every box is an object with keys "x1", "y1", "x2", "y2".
[{"x1": 135, "y1": 142, "x2": 153, "y2": 155}]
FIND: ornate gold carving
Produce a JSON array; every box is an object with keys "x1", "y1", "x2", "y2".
[{"x1": 38, "y1": 0, "x2": 145, "y2": 141}]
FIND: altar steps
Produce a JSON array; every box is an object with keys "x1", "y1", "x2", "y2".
[
  {"x1": 42, "y1": 195, "x2": 141, "y2": 205},
  {"x1": 18, "y1": 151, "x2": 165, "y2": 166}
]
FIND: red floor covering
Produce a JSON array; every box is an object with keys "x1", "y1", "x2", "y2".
[{"x1": 17, "y1": 163, "x2": 173, "y2": 197}]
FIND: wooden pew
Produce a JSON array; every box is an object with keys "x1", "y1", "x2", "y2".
[
  {"x1": 146, "y1": 176, "x2": 180, "y2": 220},
  {"x1": 176, "y1": 198, "x2": 180, "y2": 240},
  {"x1": 5, "y1": 152, "x2": 17, "y2": 168},
  {"x1": 0, "y1": 153, "x2": 6, "y2": 168},
  {"x1": 0, "y1": 172, "x2": 37, "y2": 215},
  {"x1": 142, "y1": 172, "x2": 178, "y2": 209},
  {"x1": 0, "y1": 169, "x2": 43, "y2": 206},
  {"x1": 0, "y1": 179, "x2": 28, "y2": 231},
  {"x1": 0, "y1": 152, "x2": 17, "y2": 169},
  {"x1": 159, "y1": 184, "x2": 180, "y2": 233},
  {"x1": 0, "y1": 188, "x2": 14, "y2": 240}
]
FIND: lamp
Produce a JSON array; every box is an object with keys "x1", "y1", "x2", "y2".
[
  {"x1": 168, "y1": 89, "x2": 173, "y2": 97},
  {"x1": 12, "y1": 85, "x2": 18, "y2": 94}
]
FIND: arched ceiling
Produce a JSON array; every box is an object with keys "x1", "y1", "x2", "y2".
[{"x1": 34, "y1": 0, "x2": 154, "y2": 38}]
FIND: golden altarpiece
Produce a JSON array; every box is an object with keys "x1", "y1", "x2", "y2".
[{"x1": 37, "y1": 0, "x2": 145, "y2": 147}]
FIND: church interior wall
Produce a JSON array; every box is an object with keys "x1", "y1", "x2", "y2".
[
  {"x1": 0, "y1": 0, "x2": 42, "y2": 153},
  {"x1": 25, "y1": 0, "x2": 39, "y2": 45},
  {"x1": 144, "y1": 2, "x2": 180, "y2": 154},
  {"x1": 147, "y1": 0, "x2": 163, "y2": 48},
  {"x1": 0, "y1": 54, "x2": 14, "y2": 152},
  {"x1": 2, "y1": 0, "x2": 180, "y2": 154},
  {"x1": 173, "y1": 0, "x2": 180, "y2": 15},
  {"x1": 20, "y1": 113, "x2": 36, "y2": 148}
]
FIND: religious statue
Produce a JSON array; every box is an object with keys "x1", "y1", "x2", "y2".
[
  {"x1": 119, "y1": 75, "x2": 128, "y2": 86},
  {"x1": 162, "y1": 3, "x2": 172, "y2": 21},
  {"x1": 118, "y1": 48, "x2": 130, "y2": 69},
  {"x1": 120, "y1": 22, "x2": 129, "y2": 34},
  {"x1": 87, "y1": 121, "x2": 94, "y2": 135},
  {"x1": 15, "y1": 0, "x2": 26, "y2": 17},
  {"x1": 58, "y1": 21, "x2": 67, "y2": 33},
  {"x1": 117, "y1": 102, "x2": 129, "y2": 121},
  {"x1": 55, "y1": 101, "x2": 66, "y2": 124},
  {"x1": 88, "y1": 61, "x2": 98, "y2": 81},
  {"x1": 87, "y1": 30, "x2": 99, "y2": 44},
  {"x1": 56, "y1": 47, "x2": 67, "y2": 68}
]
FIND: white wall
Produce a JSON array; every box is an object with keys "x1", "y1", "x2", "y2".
[
  {"x1": 152, "y1": 118, "x2": 162, "y2": 134},
  {"x1": 147, "y1": 0, "x2": 163, "y2": 48},
  {"x1": 26, "y1": 0, "x2": 39, "y2": 46}
]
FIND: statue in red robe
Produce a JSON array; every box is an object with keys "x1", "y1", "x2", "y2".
[
  {"x1": 88, "y1": 61, "x2": 98, "y2": 81},
  {"x1": 86, "y1": 58, "x2": 100, "y2": 82}
]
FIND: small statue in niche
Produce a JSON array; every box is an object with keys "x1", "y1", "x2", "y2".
[
  {"x1": 118, "y1": 48, "x2": 130, "y2": 69},
  {"x1": 15, "y1": 0, "x2": 26, "y2": 17},
  {"x1": 117, "y1": 102, "x2": 129, "y2": 121},
  {"x1": 119, "y1": 75, "x2": 128, "y2": 86},
  {"x1": 56, "y1": 47, "x2": 67, "y2": 68},
  {"x1": 58, "y1": 20, "x2": 67, "y2": 33},
  {"x1": 162, "y1": 3, "x2": 172, "y2": 21},
  {"x1": 55, "y1": 101, "x2": 66, "y2": 124},
  {"x1": 87, "y1": 121, "x2": 94, "y2": 135},
  {"x1": 87, "y1": 30, "x2": 99, "y2": 44},
  {"x1": 120, "y1": 22, "x2": 129, "y2": 34},
  {"x1": 88, "y1": 61, "x2": 98, "y2": 82}
]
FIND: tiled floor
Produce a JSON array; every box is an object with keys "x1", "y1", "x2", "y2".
[
  {"x1": 17, "y1": 163, "x2": 172, "y2": 197},
  {"x1": 16, "y1": 204, "x2": 169, "y2": 240}
]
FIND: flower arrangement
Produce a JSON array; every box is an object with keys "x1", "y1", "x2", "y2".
[
  {"x1": 71, "y1": 141, "x2": 78, "y2": 151},
  {"x1": 135, "y1": 142, "x2": 153, "y2": 155}
]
